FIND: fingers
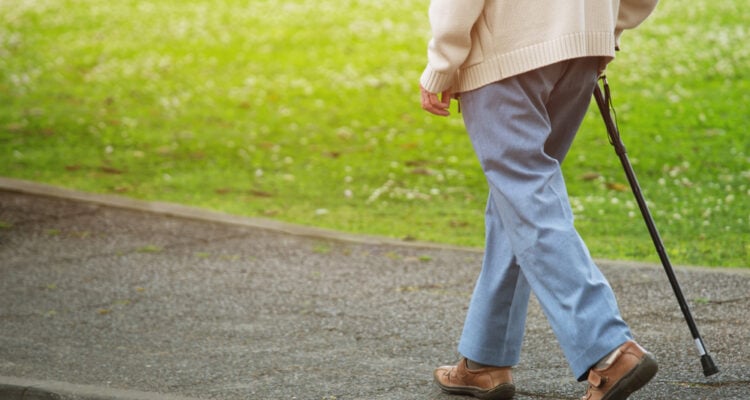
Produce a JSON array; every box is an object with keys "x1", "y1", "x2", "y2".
[
  {"x1": 441, "y1": 89, "x2": 453, "y2": 105},
  {"x1": 598, "y1": 57, "x2": 610, "y2": 77},
  {"x1": 421, "y1": 85, "x2": 451, "y2": 116}
]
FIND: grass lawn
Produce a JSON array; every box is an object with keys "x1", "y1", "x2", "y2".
[{"x1": 1, "y1": 0, "x2": 748, "y2": 267}]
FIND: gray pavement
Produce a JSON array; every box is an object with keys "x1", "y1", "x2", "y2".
[{"x1": 0, "y1": 177, "x2": 748, "y2": 400}]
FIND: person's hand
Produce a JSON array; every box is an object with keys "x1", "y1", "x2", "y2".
[
  {"x1": 598, "y1": 57, "x2": 610, "y2": 77},
  {"x1": 420, "y1": 85, "x2": 452, "y2": 116}
]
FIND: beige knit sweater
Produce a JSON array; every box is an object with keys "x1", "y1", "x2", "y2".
[{"x1": 420, "y1": 0, "x2": 659, "y2": 94}]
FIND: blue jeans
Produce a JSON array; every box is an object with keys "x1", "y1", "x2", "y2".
[{"x1": 457, "y1": 57, "x2": 632, "y2": 381}]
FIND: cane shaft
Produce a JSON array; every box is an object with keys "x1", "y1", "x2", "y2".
[{"x1": 593, "y1": 79, "x2": 719, "y2": 376}]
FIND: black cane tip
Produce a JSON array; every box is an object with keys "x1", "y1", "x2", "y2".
[{"x1": 701, "y1": 354, "x2": 720, "y2": 377}]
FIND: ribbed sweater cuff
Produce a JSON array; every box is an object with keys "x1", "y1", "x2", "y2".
[{"x1": 420, "y1": 66, "x2": 454, "y2": 94}]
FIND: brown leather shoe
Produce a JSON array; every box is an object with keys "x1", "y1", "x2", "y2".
[
  {"x1": 434, "y1": 358, "x2": 515, "y2": 400},
  {"x1": 581, "y1": 341, "x2": 658, "y2": 400}
]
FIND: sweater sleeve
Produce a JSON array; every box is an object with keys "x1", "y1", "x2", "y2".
[
  {"x1": 615, "y1": 0, "x2": 659, "y2": 48},
  {"x1": 420, "y1": 0, "x2": 486, "y2": 94}
]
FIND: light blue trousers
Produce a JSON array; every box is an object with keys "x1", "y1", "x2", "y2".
[{"x1": 457, "y1": 57, "x2": 632, "y2": 381}]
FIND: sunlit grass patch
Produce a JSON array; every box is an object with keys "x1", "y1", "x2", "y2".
[{"x1": 0, "y1": 0, "x2": 747, "y2": 267}]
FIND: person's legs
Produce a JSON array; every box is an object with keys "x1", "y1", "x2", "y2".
[
  {"x1": 458, "y1": 57, "x2": 631, "y2": 380},
  {"x1": 457, "y1": 191, "x2": 531, "y2": 368}
]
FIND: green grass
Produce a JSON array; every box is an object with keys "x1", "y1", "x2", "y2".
[{"x1": 1, "y1": 0, "x2": 747, "y2": 267}]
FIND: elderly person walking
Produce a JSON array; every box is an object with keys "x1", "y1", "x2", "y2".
[{"x1": 419, "y1": 0, "x2": 660, "y2": 399}]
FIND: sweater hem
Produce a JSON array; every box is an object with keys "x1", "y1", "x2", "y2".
[{"x1": 456, "y1": 32, "x2": 616, "y2": 93}]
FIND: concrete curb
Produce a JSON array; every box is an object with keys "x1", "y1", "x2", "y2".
[
  {"x1": 0, "y1": 376, "x2": 201, "y2": 400},
  {"x1": 0, "y1": 176, "x2": 481, "y2": 253},
  {"x1": 3, "y1": 176, "x2": 746, "y2": 274}
]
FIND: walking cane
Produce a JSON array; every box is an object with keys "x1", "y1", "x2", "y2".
[{"x1": 592, "y1": 76, "x2": 720, "y2": 377}]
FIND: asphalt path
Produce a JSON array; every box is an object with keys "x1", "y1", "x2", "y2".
[{"x1": 1, "y1": 177, "x2": 748, "y2": 399}]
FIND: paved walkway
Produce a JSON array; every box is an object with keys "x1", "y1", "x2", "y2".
[{"x1": 1, "y1": 177, "x2": 748, "y2": 399}]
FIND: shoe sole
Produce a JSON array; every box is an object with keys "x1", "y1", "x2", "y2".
[
  {"x1": 436, "y1": 382, "x2": 515, "y2": 400},
  {"x1": 602, "y1": 353, "x2": 658, "y2": 400}
]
